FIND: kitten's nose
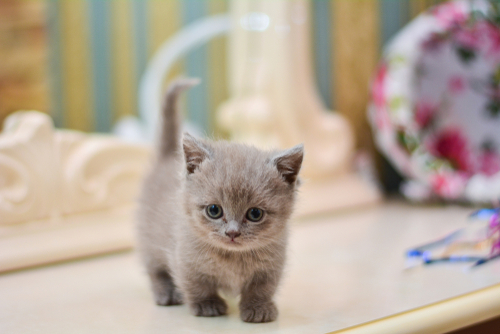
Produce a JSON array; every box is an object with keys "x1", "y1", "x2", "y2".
[
  {"x1": 225, "y1": 230, "x2": 241, "y2": 239},
  {"x1": 226, "y1": 221, "x2": 241, "y2": 240}
]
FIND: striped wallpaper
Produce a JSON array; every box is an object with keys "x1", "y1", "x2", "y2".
[{"x1": 45, "y1": 0, "x2": 443, "y2": 135}]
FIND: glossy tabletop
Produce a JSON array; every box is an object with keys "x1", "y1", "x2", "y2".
[{"x1": 1, "y1": 201, "x2": 500, "y2": 333}]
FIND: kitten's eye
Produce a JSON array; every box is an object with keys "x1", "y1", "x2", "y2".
[
  {"x1": 206, "y1": 204, "x2": 223, "y2": 219},
  {"x1": 246, "y1": 208, "x2": 264, "y2": 222}
]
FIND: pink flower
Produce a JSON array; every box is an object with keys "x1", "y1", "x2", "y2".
[
  {"x1": 475, "y1": 21, "x2": 500, "y2": 59},
  {"x1": 479, "y1": 151, "x2": 500, "y2": 176},
  {"x1": 431, "y1": 2, "x2": 467, "y2": 29},
  {"x1": 371, "y1": 62, "x2": 391, "y2": 129},
  {"x1": 448, "y1": 76, "x2": 466, "y2": 94},
  {"x1": 422, "y1": 33, "x2": 447, "y2": 52},
  {"x1": 372, "y1": 62, "x2": 387, "y2": 108},
  {"x1": 486, "y1": 29, "x2": 500, "y2": 59},
  {"x1": 430, "y1": 172, "x2": 467, "y2": 199},
  {"x1": 429, "y1": 128, "x2": 473, "y2": 173},
  {"x1": 454, "y1": 27, "x2": 481, "y2": 50},
  {"x1": 414, "y1": 101, "x2": 437, "y2": 129}
]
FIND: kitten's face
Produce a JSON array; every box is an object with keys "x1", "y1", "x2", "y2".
[{"x1": 182, "y1": 135, "x2": 303, "y2": 251}]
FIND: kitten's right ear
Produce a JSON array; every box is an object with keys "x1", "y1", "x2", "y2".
[{"x1": 182, "y1": 133, "x2": 210, "y2": 174}]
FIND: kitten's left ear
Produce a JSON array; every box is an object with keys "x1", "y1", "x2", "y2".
[
  {"x1": 183, "y1": 133, "x2": 211, "y2": 174},
  {"x1": 272, "y1": 144, "x2": 304, "y2": 184}
]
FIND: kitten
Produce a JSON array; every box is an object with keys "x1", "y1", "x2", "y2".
[{"x1": 136, "y1": 78, "x2": 304, "y2": 323}]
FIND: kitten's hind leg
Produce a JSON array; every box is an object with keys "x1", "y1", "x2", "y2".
[{"x1": 149, "y1": 270, "x2": 183, "y2": 306}]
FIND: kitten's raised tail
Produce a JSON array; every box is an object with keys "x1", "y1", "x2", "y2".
[{"x1": 160, "y1": 78, "x2": 200, "y2": 157}]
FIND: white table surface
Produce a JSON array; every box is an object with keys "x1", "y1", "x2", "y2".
[{"x1": 1, "y1": 201, "x2": 500, "y2": 333}]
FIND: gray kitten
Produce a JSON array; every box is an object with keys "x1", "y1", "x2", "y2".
[{"x1": 136, "y1": 78, "x2": 303, "y2": 323}]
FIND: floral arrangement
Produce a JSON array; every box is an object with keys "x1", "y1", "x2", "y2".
[{"x1": 369, "y1": 0, "x2": 500, "y2": 203}]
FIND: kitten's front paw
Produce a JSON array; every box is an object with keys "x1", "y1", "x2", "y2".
[
  {"x1": 190, "y1": 296, "x2": 228, "y2": 317},
  {"x1": 240, "y1": 301, "x2": 278, "y2": 323},
  {"x1": 154, "y1": 288, "x2": 183, "y2": 306}
]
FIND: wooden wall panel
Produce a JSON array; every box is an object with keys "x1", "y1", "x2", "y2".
[
  {"x1": 1, "y1": 0, "x2": 447, "y2": 134},
  {"x1": 0, "y1": 1, "x2": 49, "y2": 128},
  {"x1": 332, "y1": 0, "x2": 380, "y2": 150},
  {"x1": 149, "y1": 0, "x2": 183, "y2": 84},
  {"x1": 59, "y1": 0, "x2": 93, "y2": 131},
  {"x1": 111, "y1": 1, "x2": 136, "y2": 121},
  {"x1": 208, "y1": 0, "x2": 229, "y2": 135}
]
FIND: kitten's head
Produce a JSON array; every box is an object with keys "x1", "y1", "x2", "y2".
[{"x1": 182, "y1": 133, "x2": 303, "y2": 251}]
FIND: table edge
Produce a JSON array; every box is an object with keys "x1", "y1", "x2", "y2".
[{"x1": 330, "y1": 282, "x2": 500, "y2": 334}]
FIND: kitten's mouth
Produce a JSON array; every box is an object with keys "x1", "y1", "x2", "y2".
[
  {"x1": 213, "y1": 234, "x2": 243, "y2": 247},
  {"x1": 224, "y1": 237, "x2": 241, "y2": 245}
]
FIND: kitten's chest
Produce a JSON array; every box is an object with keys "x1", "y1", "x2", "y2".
[
  {"x1": 217, "y1": 264, "x2": 247, "y2": 295},
  {"x1": 204, "y1": 252, "x2": 261, "y2": 293}
]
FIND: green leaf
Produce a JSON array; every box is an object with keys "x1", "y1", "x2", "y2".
[
  {"x1": 486, "y1": 100, "x2": 500, "y2": 117},
  {"x1": 396, "y1": 130, "x2": 419, "y2": 154},
  {"x1": 456, "y1": 47, "x2": 476, "y2": 64},
  {"x1": 389, "y1": 96, "x2": 405, "y2": 111}
]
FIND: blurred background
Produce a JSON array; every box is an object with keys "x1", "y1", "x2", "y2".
[
  {"x1": 3, "y1": 5, "x2": 500, "y2": 323},
  {"x1": 0, "y1": 0, "x2": 444, "y2": 149}
]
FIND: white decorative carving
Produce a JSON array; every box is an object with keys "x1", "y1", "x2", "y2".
[{"x1": 0, "y1": 111, "x2": 151, "y2": 225}]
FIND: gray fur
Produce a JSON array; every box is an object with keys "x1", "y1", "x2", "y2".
[
  {"x1": 137, "y1": 78, "x2": 303, "y2": 323},
  {"x1": 159, "y1": 78, "x2": 200, "y2": 158}
]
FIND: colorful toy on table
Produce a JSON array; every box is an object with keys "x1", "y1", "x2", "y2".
[
  {"x1": 482, "y1": 209, "x2": 500, "y2": 265},
  {"x1": 406, "y1": 208, "x2": 500, "y2": 267}
]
